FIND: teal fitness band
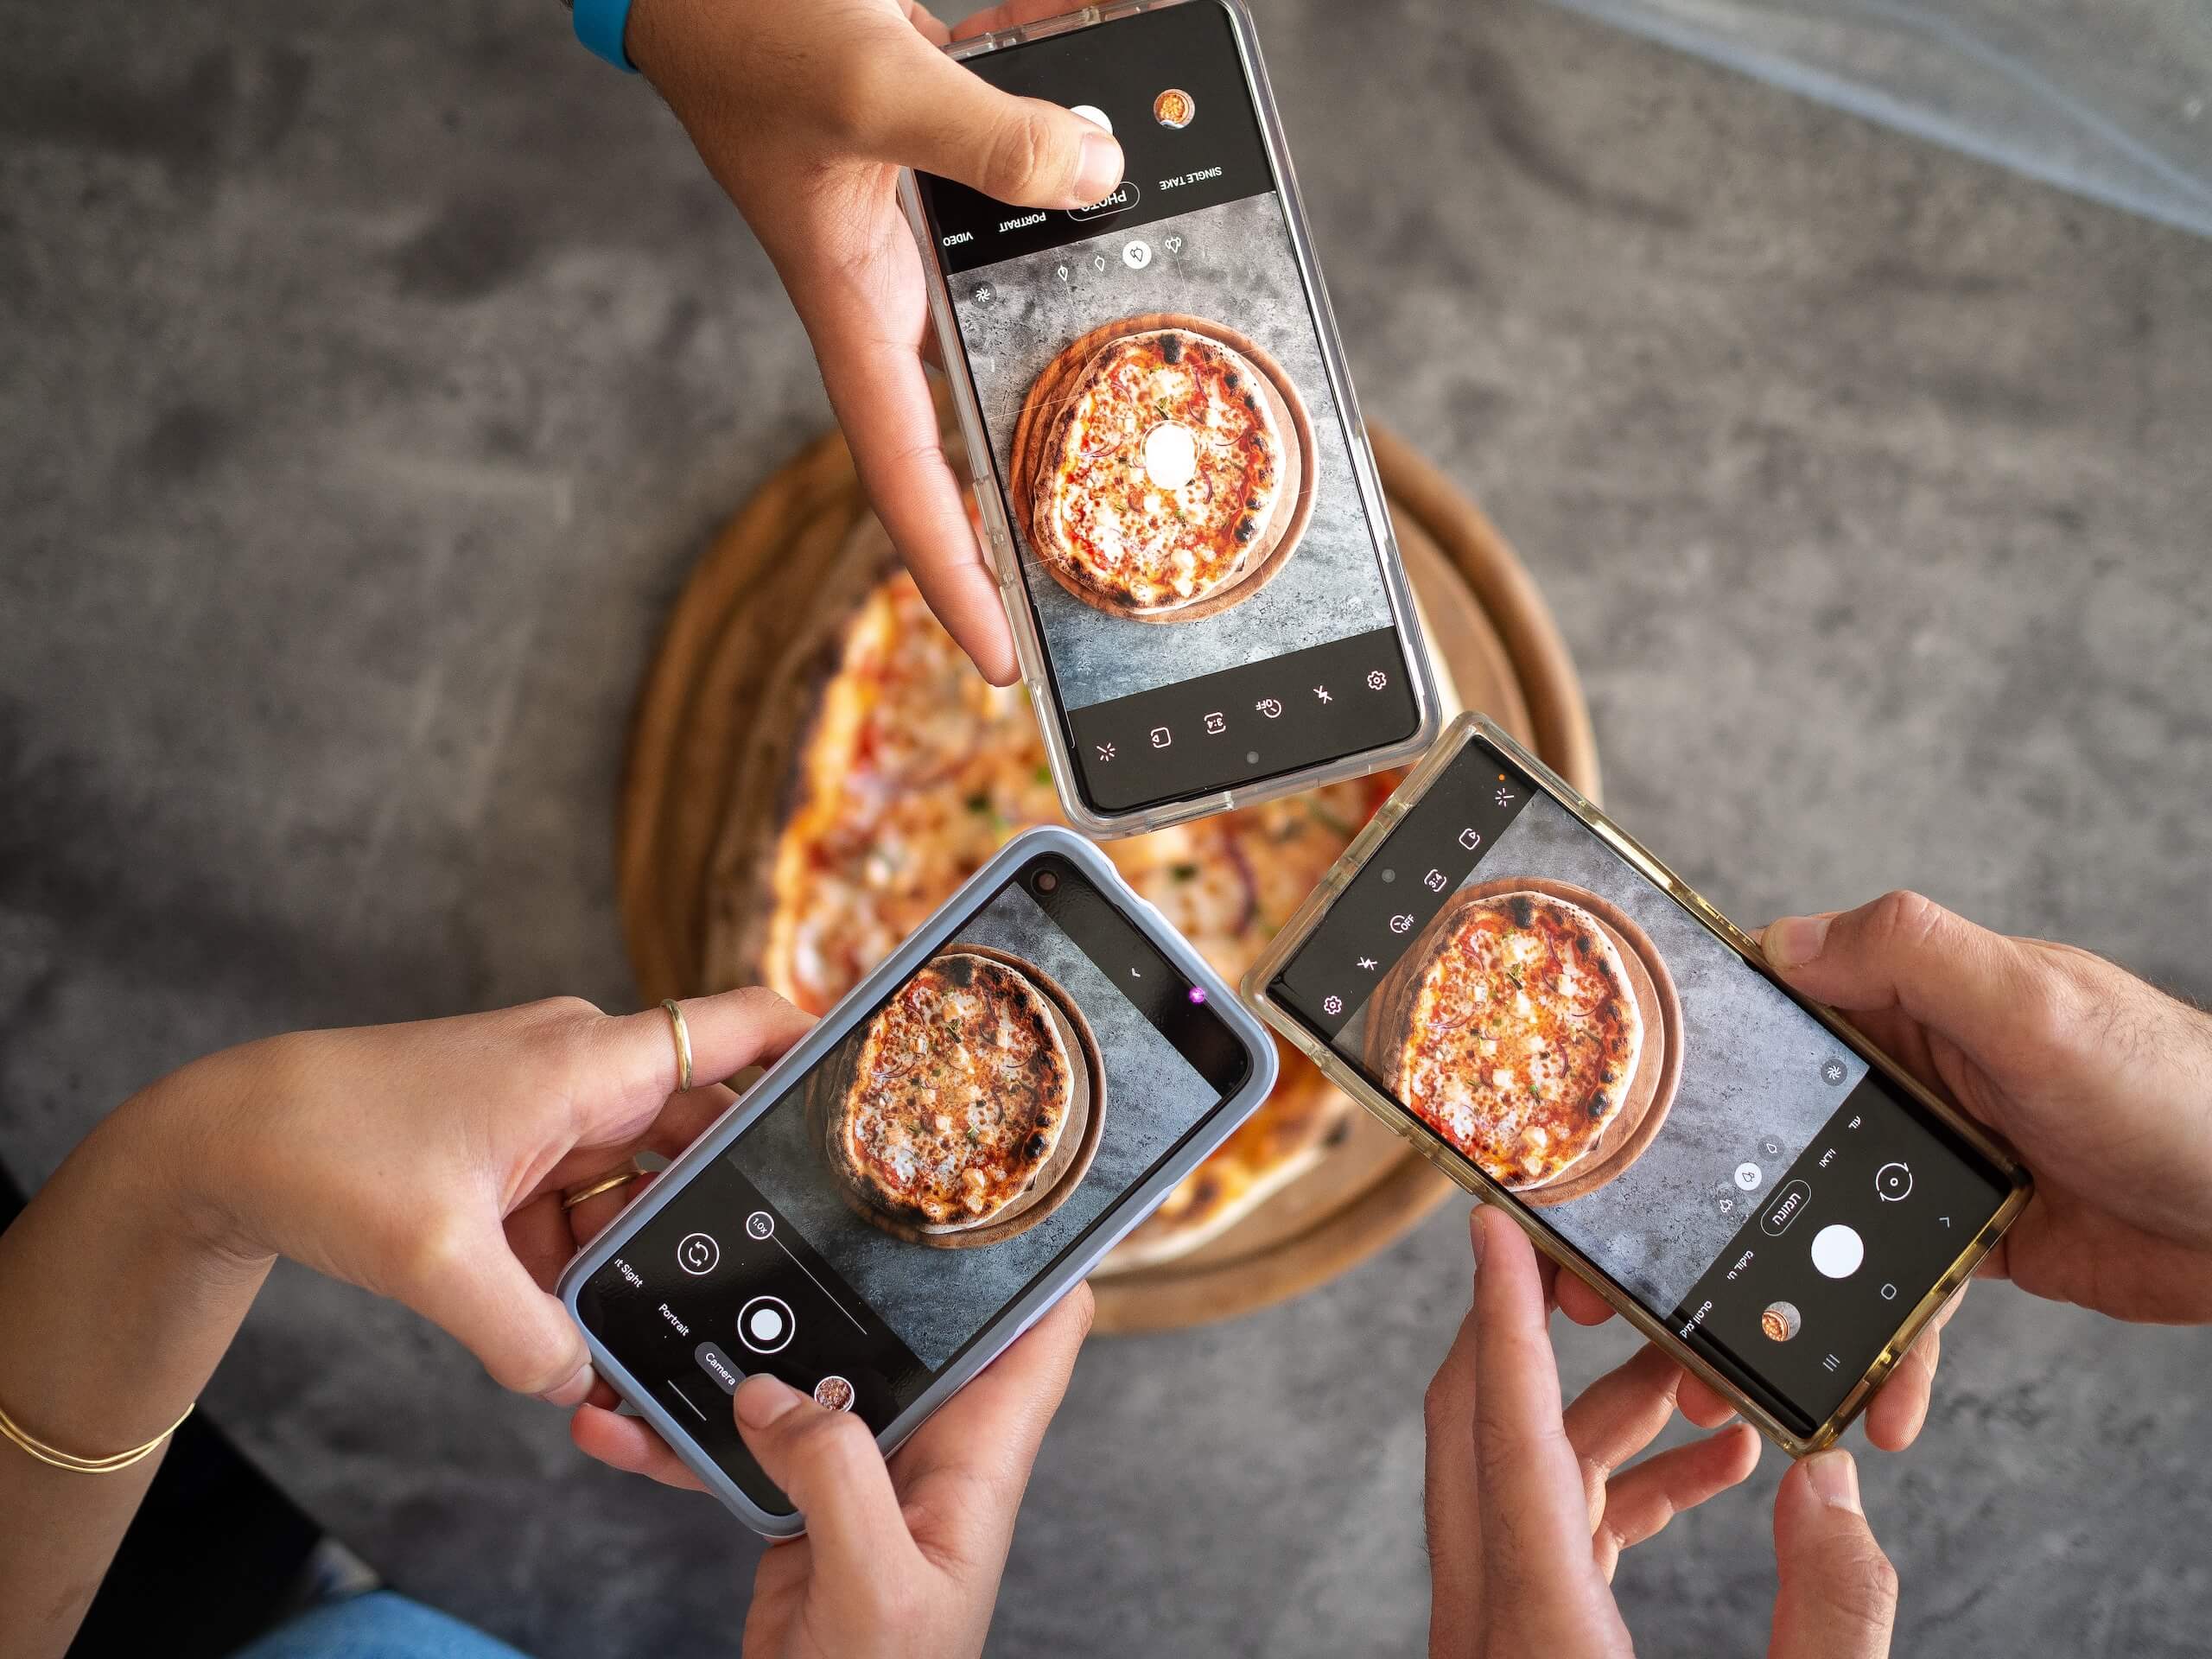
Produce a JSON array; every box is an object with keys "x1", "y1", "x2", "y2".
[{"x1": 569, "y1": 0, "x2": 639, "y2": 73}]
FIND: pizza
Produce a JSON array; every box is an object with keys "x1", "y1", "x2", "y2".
[
  {"x1": 1022, "y1": 327, "x2": 1304, "y2": 616},
  {"x1": 758, "y1": 555, "x2": 1058, "y2": 1014},
  {"x1": 1376, "y1": 890, "x2": 1643, "y2": 1191},
  {"x1": 722, "y1": 514, "x2": 1392, "y2": 1266},
  {"x1": 830, "y1": 951, "x2": 1078, "y2": 1232}
]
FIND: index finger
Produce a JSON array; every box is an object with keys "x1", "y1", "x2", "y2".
[
  {"x1": 801, "y1": 289, "x2": 1020, "y2": 685},
  {"x1": 1470, "y1": 1207, "x2": 1599, "y2": 1587}
]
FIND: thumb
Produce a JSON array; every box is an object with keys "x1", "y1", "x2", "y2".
[
  {"x1": 409, "y1": 1224, "x2": 595, "y2": 1406},
  {"x1": 1761, "y1": 891, "x2": 2040, "y2": 1052},
  {"x1": 1769, "y1": 1452, "x2": 1898, "y2": 1659},
  {"x1": 734, "y1": 1375, "x2": 918, "y2": 1576},
  {"x1": 842, "y1": 29, "x2": 1122, "y2": 207}
]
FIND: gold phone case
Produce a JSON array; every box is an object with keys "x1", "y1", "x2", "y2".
[{"x1": 1242, "y1": 711, "x2": 2032, "y2": 1456}]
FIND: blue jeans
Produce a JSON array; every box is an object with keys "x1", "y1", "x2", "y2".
[{"x1": 231, "y1": 1592, "x2": 531, "y2": 1659}]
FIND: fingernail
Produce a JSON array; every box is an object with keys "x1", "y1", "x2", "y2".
[
  {"x1": 1805, "y1": 1448, "x2": 1861, "y2": 1514},
  {"x1": 1469, "y1": 1205, "x2": 1491, "y2": 1266},
  {"x1": 735, "y1": 1373, "x2": 804, "y2": 1431},
  {"x1": 1764, "y1": 914, "x2": 1830, "y2": 972},
  {"x1": 538, "y1": 1362, "x2": 594, "y2": 1408},
  {"x1": 1073, "y1": 131, "x2": 1122, "y2": 204}
]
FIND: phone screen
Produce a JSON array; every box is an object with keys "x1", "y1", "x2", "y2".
[
  {"x1": 575, "y1": 851, "x2": 1251, "y2": 1514},
  {"x1": 1267, "y1": 734, "x2": 2016, "y2": 1436},
  {"x1": 912, "y1": 0, "x2": 1423, "y2": 817}
]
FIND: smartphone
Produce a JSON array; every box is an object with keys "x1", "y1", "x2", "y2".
[
  {"x1": 900, "y1": 0, "x2": 1440, "y2": 838},
  {"x1": 558, "y1": 828, "x2": 1277, "y2": 1533},
  {"x1": 1243, "y1": 715, "x2": 2031, "y2": 1454}
]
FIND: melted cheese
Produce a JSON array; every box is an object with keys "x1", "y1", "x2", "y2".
[{"x1": 1035, "y1": 332, "x2": 1281, "y2": 608}]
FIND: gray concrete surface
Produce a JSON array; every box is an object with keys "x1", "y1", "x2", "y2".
[{"x1": 3, "y1": 1, "x2": 2209, "y2": 1656}]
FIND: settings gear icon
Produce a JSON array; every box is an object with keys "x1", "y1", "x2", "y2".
[
  {"x1": 1365, "y1": 670, "x2": 1388, "y2": 690},
  {"x1": 1322, "y1": 995, "x2": 1344, "y2": 1016}
]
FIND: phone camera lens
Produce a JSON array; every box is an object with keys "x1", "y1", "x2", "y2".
[{"x1": 1034, "y1": 870, "x2": 1059, "y2": 894}]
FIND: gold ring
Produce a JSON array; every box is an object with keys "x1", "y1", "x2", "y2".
[
  {"x1": 662, "y1": 997, "x2": 694, "y2": 1093},
  {"x1": 562, "y1": 1159, "x2": 645, "y2": 1211}
]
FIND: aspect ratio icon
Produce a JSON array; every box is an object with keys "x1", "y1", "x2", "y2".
[{"x1": 1204, "y1": 712, "x2": 1226, "y2": 734}]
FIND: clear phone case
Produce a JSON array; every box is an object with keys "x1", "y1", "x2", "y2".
[{"x1": 898, "y1": 0, "x2": 1440, "y2": 839}]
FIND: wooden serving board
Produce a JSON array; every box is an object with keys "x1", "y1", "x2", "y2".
[
  {"x1": 613, "y1": 410, "x2": 1599, "y2": 1333},
  {"x1": 1007, "y1": 313, "x2": 1319, "y2": 623}
]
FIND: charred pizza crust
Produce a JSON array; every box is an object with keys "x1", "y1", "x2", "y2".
[
  {"x1": 1373, "y1": 889, "x2": 1643, "y2": 1191},
  {"x1": 1023, "y1": 327, "x2": 1302, "y2": 617},
  {"x1": 829, "y1": 951, "x2": 1079, "y2": 1232}
]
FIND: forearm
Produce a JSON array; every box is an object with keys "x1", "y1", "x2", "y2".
[{"x1": 0, "y1": 1081, "x2": 271, "y2": 1659}]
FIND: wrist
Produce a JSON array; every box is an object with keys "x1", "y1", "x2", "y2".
[
  {"x1": 111, "y1": 1053, "x2": 282, "y2": 1281},
  {"x1": 573, "y1": 0, "x2": 642, "y2": 73},
  {"x1": 0, "y1": 1068, "x2": 274, "y2": 1461},
  {"x1": 620, "y1": 0, "x2": 675, "y2": 91}
]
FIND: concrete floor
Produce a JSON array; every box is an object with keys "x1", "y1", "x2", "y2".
[{"x1": 4, "y1": 1, "x2": 2209, "y2": 1655}]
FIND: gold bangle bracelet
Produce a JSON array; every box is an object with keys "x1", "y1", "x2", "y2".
[{"x1": 0, "y1": 1395, "x2": 194, "y2": 1474}]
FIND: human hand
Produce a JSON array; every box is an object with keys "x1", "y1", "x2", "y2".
[
  {"x1": 1536, "y1": 881, "x2": 2204, "y2": 1452},
  {"x1": 576, "y1": 1286, "x2": 1093, "y2": 1659},
  {"x1": 1762, "y1": 891, "x2": 2212, "y2": 1325},
  {"x1": 137, "y1": 989, "x2": 812, "y2": 1403},
  {"x1": 1428, "y1": 1208, "x2": 1897, "y2": 1659},
  {"x1": 626, "y1": 0, "x2": 1125, "y2": 684},
  {"x1": 1543, "y1": 1243, "x2": 1972, "y2": 1455}
]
